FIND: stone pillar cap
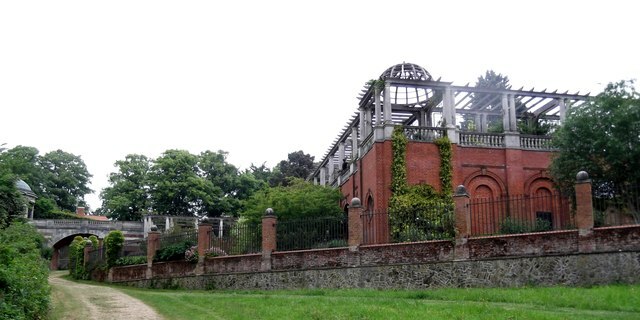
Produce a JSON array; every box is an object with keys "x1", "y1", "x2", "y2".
[
  {"x1": 576, "y1": 171, "x2": 590, "y2": 182},
  {"x1": 264, "y1": 208, "x2": 275, "y2": 216},
  {"x1": 351, "y1": 197, "x2": 361, "y2": 207},
  {"x1": 454, "y1": 185, "x2": 468, "y2": 196}
]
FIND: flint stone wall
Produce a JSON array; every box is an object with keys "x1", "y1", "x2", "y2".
[{"x1": 116, "y1": 251, "x2": 640, "y2": 290}]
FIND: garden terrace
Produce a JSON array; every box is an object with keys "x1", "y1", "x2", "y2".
[{"x1": 311, "y1": 62, "x2": 590, "y2": 188}]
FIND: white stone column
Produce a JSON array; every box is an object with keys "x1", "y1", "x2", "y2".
[
  {"x1": 383, "y1": 82, "x2": 391, "y2": 124},
  {"x1": 338, "y1": 142, "x2": 345, "y2": 162},
  {"x1": 374, "y1": 87, "x2": 382, "y2": 126},
  {"x1": 481, "y1": 113, "x2": 488, "y2": 133},
  {"x1": 327, "y1": 158, "x2": 334, "y2": 183},
  {"x1": 502, "y1": 94, "x2": 510, "y2": 132},
  {"x1": 351, "y1": 127, "x2": 358, "y2": 158},
  {"x1": 359, "y1": 108, "x2": 366, "y2": 139},
  {"x1": 319, "y1": 166, "x2": 326, "y2": 186},
  {"x1": 559, "y1": 99, "x2": 566, "y2": 123},
  {"x1": 443, "y1": 86, "x2": 458, "y2": 143},
  {"x1": 509, "y1": 94, "x2": 517, "y2": 132}
]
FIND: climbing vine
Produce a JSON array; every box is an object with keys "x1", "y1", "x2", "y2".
[
  {"x1": 434, "y1": 136, "x2": 453, "y2": 196},
  {"x1": 390, "y1": 126, "x2": 408, "y2": 195},
  {"x1": 389, "y1": 126, "x2": 455, "y2": 241}
]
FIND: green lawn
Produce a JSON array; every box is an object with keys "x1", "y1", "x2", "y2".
[{"x1": 118, "y1": 284, "x2": 640, "y2": 320}]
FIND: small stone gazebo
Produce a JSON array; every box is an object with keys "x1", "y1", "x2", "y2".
[{"x1": 16, "y1": 179, "x2": 37, "y2": 219}]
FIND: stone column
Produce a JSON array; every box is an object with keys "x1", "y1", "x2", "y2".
[
  {"x1": 348, "y1": 198, "x2": 363, "y2": 249},
  {"x1": 508, "y1": 94, "x2": 517, "y2": 132},
  {"x1": 146, "y1": 228, "x2": 160, "y2": 279},
  {"x1": 327, "y1": 159, "x2": 334, "y2": 184},
  {"x1": 383, "y1": 81, "x2": 394, "y2": 138},
  {"x1": 559, "y1": 99, "x2": 567, "y2": 123},
  {"x1": 351, "y1": 127, "x2": 359, "y2": 160},
  {"x1": 443, "y1": 86, "x2": 458, "y2": 143},
  {"x1": 502, "y1": 94, "x2": 510, "y2": 132},
  {"x1": 374, "y1": 87, "x2": 382, "y2": 127},
  {"x1": 575, "y1": 171, "x2": 595, "y2": 253},
  {"x1": 453, "y1": 185, "x2": 471, "y2": 260},
  {"x1": 359, "y1": 108, "x2": 366, "y2": 139},
  {"x1": 320, "y1": 166, "x2": 326, "y2": 186},
  {"x1": 261, "y1": 208, "x2": 277, "y2": 271}
]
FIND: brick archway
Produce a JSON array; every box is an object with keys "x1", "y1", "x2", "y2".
[{"x1": 464, "y1": 170, "x2": 506, "y2": 199}]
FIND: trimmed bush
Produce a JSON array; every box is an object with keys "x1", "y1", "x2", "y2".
[{"x1": 104, "y1": 230, "x2": 125, "y2": 267}]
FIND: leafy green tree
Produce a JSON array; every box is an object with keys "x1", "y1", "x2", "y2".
[
  {"x1": 461, "y1": 71, "x2": 511, "y2": 132},
  {"x1": 248, "y1": 162, "x2": 273, "y2": 184},
  {"x1": 0, "y1": 168, "x2": 24, "y2": 227},
  {"x1": 270, "y1": 150, "x2": 315, "y2": 186},
  {"x1": 0, "y1": 146, "x2": 45, "y2": 195},
  {"x1": 150, "y1": 150, "x2": 212, "y2": 216},
  {"x1": 100, "y1": 154, "x2": 152, "y2": 221},
  {"x1": 39, "y1": 150, "x2": 93, "y2": 212},
  {"x1": 241, "y1": 178, "x2": 342, "y2": 223},
  {"x1": 551, "y1": 80, "x2": 640, "y2": 193}
]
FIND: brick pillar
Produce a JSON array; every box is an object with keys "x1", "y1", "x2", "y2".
[
  {"x1": 453, "y1": 185, "x2": 471, "y2": 260},
  {"x1": 197, "y1": 221, "x2": 212, "y2": 257},
  {"x1": 575, "y1": 171, "x2": 595, "y2": 252},
  {"x1": 348, "y1": 197, "x2": 363, "y2": 249},
  {"x1": 196, "y1": 220, "x2": 212, "y2": 275},
  {"x1": 83, "y1": 241, "x2": 92, "y2": 266},
  {"x1": 146, "y1": 228, "x2": 160, "y2": 279},
  {"x1": 261, "y1": 208, "x2": 277, "y2": 271}
]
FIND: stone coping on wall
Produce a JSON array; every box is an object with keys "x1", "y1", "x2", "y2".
[
  {"x1": 469, "y1": 229, "x2": 578, "y2": 240},
  {"x1": 594, "y1": 224, "x2": 640, "y2": 231},
  {"x1": 359, "y1": 239, "x2": 453, "y2": 249}
]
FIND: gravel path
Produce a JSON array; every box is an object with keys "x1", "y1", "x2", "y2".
[{"x1": 49, "y1": 271, "x2": 163, "y2": 320}]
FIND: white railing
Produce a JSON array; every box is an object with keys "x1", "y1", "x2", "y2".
[
  {"x1": 403, "y1": 126, "x2": 445, "y2": 142},
  {"x1": 459, "y1": 132, "x2": 504, "y2": 147},
  {"x1": 520, "y1": 135, "x2": 555, "y2": 150}
]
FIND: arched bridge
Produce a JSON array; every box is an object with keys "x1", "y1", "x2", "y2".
[
  {"x1": 30, "y1": 219, "x2": 145, "y2": 247},
  {"x1": 30, "y1": 219, "x2": 145, "y2": 270}
]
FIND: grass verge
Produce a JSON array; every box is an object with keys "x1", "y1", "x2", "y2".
[{"x1": 116, "y1": 284, "x2": 640, "y2": 320}]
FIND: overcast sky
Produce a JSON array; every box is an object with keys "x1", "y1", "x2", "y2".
[{"x1": 1, "y1": 1, "x2": 638, "y2": 211}]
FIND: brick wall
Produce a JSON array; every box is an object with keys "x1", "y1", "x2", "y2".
[{"x1": 468, "y1": 230, "x2": 578, "y2": 259}]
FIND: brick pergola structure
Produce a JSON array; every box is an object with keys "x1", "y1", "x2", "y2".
[{"x1": 311, "y1": 62, "x2": 589, "y2": 228}]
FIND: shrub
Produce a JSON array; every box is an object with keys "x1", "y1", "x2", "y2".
[
  {"x1": 0, "y1": 222, "x2": 50, "y2": 319},
  {"x1": 104, "y1": 230, "x2": 125, "y2": 267},
  {"x1": 154, "y1": 240, "x2": 194, "y2": 262}
]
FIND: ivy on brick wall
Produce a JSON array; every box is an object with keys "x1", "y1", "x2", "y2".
[
  {"x1": 390, "y1": 126, "x2": 408, "y2": 195},
  {"x1": 389, "y1": 126, "x2": 454, "y2": 241},
  {"x1": 434, "y1": 136, "x2": 453, "y2": 196}
]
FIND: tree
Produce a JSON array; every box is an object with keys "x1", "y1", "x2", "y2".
[
  {"x1": 198, "y1": 150, "x2": 263, "y2": 217},
  {"x1": 240, "y1": 178, "x2": 343, "y2": 224},
  {"x1": 0, "y1": 168, "x2": 24, "y2": 227},
  {"x1": 462, "y1": 70, "x2": 511, "y2": 132},
  {"x1": 39, "y1": 150, "x2": 93, "y2": 212},
  {"x1": 0, "y1": 146, "x2": 45, "y2": 195},
  {"x1": 149, "y1": 150, "x2": 211, "y2": 216},
  {"x1": 551, "y1": 80, "x2": 640, "y2": 193},
  {"x1": 271, "y1": 151, "x2": 315, "y2": 186},
  {"x1": 100, "y1": 154, "x2": 152, "y2": 221}
]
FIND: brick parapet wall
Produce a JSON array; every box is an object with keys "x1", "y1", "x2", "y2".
[
  {"x1": 468, "y1": 230, "x2": 579, "y2": 259},
  {"x1": 107, "y1": 225, "x2": 640, "y2": 284},
  {"x1": 204, "y1": 254, "x2": 262, "y2": 274}
]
